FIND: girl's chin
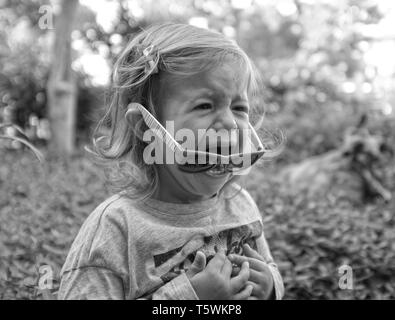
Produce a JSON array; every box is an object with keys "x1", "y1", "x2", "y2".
[{"x1": 190, "y1": 171, "x2": 231, "y2": 196}]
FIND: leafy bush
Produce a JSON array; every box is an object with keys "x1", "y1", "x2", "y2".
[
  {"x1": 243, "y1": 166, "x2": 395, "y2": 299},
  {"x1": 0, "y1": 150, "x2": 109, "y2": 299}
]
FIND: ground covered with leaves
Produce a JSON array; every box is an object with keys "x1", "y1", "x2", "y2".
[{"x1": 1, "y1": 148, "x2": 394, "y2": 300}]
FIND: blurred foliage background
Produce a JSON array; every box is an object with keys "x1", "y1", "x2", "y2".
[{"x1": 0, "y1": 0, "x2": 394, "y2": 299}]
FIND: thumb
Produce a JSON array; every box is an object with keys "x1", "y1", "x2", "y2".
[{"x1": 186, "y1": 251, "x2": 206, "y2": 277}]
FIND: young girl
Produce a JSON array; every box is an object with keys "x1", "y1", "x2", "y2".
[{"x1": 58, "y1": 23, "x2": 284, "y2": 300}]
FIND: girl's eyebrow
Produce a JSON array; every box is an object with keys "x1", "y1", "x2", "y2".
[
  {"x1": 186, "y1": 89, "x2": 248, "y2": 103},
  {"x1": 232, "y1": 94, "x2": 248, "y2": 103},
  {"x1": 190, "y1": 88, "x2": 215, "y2": 98},
  {"x1": 183, "y1": 88, "x2": 215, "y2": 103}
]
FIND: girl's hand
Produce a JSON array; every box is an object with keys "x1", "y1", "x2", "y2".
[
  {"x1": 186, "y1": 249, "x2": 253, "y2": 300},
  {"x1": 228, "y1": 244, "x2": 275, "y2": 300}
]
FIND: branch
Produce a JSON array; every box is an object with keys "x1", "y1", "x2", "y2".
[{"x1": 0, "y1": 124, "x2": 45, "y2": 163}]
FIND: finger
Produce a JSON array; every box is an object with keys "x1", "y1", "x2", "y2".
[
  {"x1": 249, "y1": 268, "x2": 272, "y2": 284},
  {"x1": 243, "y1": 244, "x2": 264, "y2": 261},
  {"x1": 230, "y1": 261, "x2": 250, "y2": 293},
  {"x1": 221, "y1": 257, "x2": 233, "y2": 278},
  {"x1": 246, "y1": 280, "x2": 261, "y2": 297},
  {"x1": 232, "y1": 284, "x2": 253, "y2": 300},
  {"x1": 193, "y1": 251, "x2": 207, "y2": 270},
  {"x1": 206, "y1": 248, "x2": 226, "y2": 271},
  {"x1": 229, "y1": 254, "x2": 266, "y2": 272},
  {"x1": 228, "y1": 254, "x2": 248, "y2": 266},
  {"x1": 186, "y1": 251, "x2": 206, "y2": 277}
]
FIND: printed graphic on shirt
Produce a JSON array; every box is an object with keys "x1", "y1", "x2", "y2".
[{"x1": 152, "y1": 220, "x2": 263, "y2": 284}]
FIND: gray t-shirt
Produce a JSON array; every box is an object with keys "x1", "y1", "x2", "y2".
[{"x1": 58, "y1": 183, "x2": 284, "y2": 300}]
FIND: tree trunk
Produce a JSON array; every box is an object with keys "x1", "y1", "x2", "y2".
[{"x1": 47, "y1": 0, "x2": 78, "y2": 155}]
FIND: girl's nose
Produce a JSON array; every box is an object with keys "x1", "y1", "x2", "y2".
[
  {"x1": 209, "y1": 111, "x2": 239, "y2": 150},
  {"x1": 211, "y1": 110, "x2": 238, "y2": 131}
]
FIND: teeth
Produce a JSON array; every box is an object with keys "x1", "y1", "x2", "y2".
[{"x1": 206, "y1": 164, "x2": 227, "y2": 176}]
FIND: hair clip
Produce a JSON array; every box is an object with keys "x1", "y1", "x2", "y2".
[{"x1": 142, "y1": 45, "x2": 159, "y2": 75}]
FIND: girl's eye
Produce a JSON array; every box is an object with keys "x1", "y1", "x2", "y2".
[
  {"x1": 233, "y1": 105, "x2": 249, "y2": 113},
  {"x1": 193, "y1": 103, "x2": 212, "y2": 111}
]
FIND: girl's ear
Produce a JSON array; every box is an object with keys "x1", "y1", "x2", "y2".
[
  {"x1": 125, "y1": 103, "x2": 145, "y2": 140},
  {"x1": 125, "y1": 103, "x2": 141, "y2": 125}
]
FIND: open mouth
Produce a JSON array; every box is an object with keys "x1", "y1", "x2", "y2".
[
  {"x1": 177, "y1": 143, "x2": 257, "y2": 174},
  {"x1": 205, "y1": 163, "x2": 228, "y2": 177},
  {"x1": 204, "y1": 146, "x2": 232, "y2": 176}
]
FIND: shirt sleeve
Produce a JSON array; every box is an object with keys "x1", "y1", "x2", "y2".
[
  {"x1": 256, "y1": 233, "x2": 285, "y2": 300},
  {"x1": 58, "y1": 205, "x2": 130, "y2": 300},
  {"x1": 58, "y1": 267, "x2": 125, "y2": 300},
  {"x1": 59, "y1": 267, "x2": 200, "y2": 300},
  {"x1": 139, "y1": 272, "x2": 199, "y2": 300}
]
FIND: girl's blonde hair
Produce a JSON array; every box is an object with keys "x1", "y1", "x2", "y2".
[{"x1": 90, "y1": 23, "x2": 278, "y2": 200}]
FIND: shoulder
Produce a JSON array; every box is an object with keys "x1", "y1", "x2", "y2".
[
  {"x1": 222, "y1": 182, "x2": 258, "y2": 204},
  {"x1": 222, "y1": 182, "x2": 261, "y2": 217},
  {"x1": 76, "y1": 194, "x2": 130, "y2": 240},
  {"x1": 80, "y1": 192, "x2": 147, "y2": 236},
  {"x1": 60, "y1": 194, "x2": 135, "y2": 277}
]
